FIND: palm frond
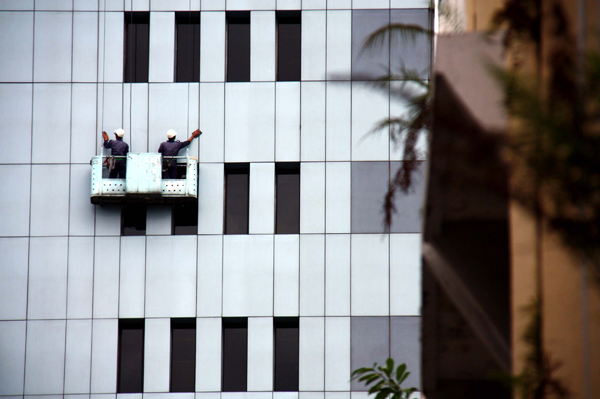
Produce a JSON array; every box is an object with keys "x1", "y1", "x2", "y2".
[{"x1": 359, "y1": 23, "x2": 431, "y2": 59}]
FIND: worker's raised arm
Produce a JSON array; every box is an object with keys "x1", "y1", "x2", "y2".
[{"x1": 102, "y1": 131, "x2": 109, "y2": 141}]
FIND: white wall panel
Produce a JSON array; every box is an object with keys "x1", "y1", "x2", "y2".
[
  {"x1": 301, "y1": 11, "x2": 326, "y2": 80},
  {"x1": 225, "y1": 83, "x2": 275, "y2": 162},
  {"x1": 95, "y1": 205, "x2": 121, "y2": 236},
  {"x1": 197, "y1": 163, "x2": 224, "y2": 234},
  {"x1": 325, "y1": 82, "x2": 351, "y2": 161},
  {"x1": 67, "y1": 237, "x2": 94, "y2": 319},
  {"x1": 149, "y1": 12, "x2": 175, "y2": 82},
  {"x1": 353, "y1": 0, "x2": 389, "y2": 8},
  {"x1": 34, "y1": 12, "x2": 71, "y2": 82},
  {"x1": 70, "y1": 164, "x2": 96, "y2": 236},
  {"x1": 299, "y1": 317, "x2": 325, "y2": 391},
  {"x1": 199, "y1": 83, "x2": 225, "y2": 162},
  {"x1": 0, "y1": 84, "x2": 32, "y2": 163},
  {"x1": 351, "y1": 234, "x2": 389, "y2": 315},
  {"x1": 301, "y1": 82, "x2": 325, "y2": 161},
  {"x1": 201, "y1": 0, "x2": 225, "y2": 10},
  {"x1": 325, "y1": 162, "x2": 351, "y2": 233},
  {"x1": 351, "y1": 83, "x2": 389, "y2": 161},
  {"x1": 390, "y1": 234, "x2": 421, "y2": 316},
  {"x1": 100, "y1": 83, "x2": 124, "y2": 138},
  {"x1": 30, "y1": 165, "x2": 69, "y2": 236},
  {"x1": 0, "y1": 321, "x2": 26, "y2": 395},
  {"x1": 0, "y1": 12, "x2": 32, "y2": 81},
  {"x1": 74, "y1": 0, "x2": 98, "y2": 10},
  {"x1": 119, "y1": 236, "x2": 146, "y2": 318},
  {"x1": 0, "y1": 1, "x2": 33, "y2": 10},
  {"x1": 303, "y1": 0, "x2": 326, "y2": 9},
  {"x1": 146, "y1": 205, "x2": 173, "y2": 235},
  {"x1": 27, "y1": 237, "x2": 68, "y2": 320},
  {"x1": 274, "y1": 235, "x2": 299, "y2": 316},
  {"x1": 248, "y1": 317, "x2": 274, "y2": 391},
  {"x1": 300, "y1": 393, "x2": 324, "y2": 399},
  {"x1": 146, "y1": 236, "x2": 197, "y2": 317},
  {"x1": 93, "y1": 237, "x2": 120, "y2": 318},
  {"x1": 391, "y1": 0, "x2": 429, "y2": 8},
  {"x1": 144, "y1": 318, "x2": 170, "y2": 393},
  {"x1": 275, "y1": 82, "x2": 300, "y2": 161},
  {"x1": 98, "y1": 11, "x2": 124, "y2": 82},
  {"x1": 277, "y1": 0, "x2": 301, "y2": 10},
  {"x1": 227, "y1": 0, "x2": 275, "y2": 10},
  {"x1": 187, "y1": 83, "x2": 201, "y2": 158},
  {"x1": 300, "y1": 162, "x2": 325, "y2": 233},
  {"x1": 326, "y1": 10, "x2": 351, "y2": 79},
  {"x1": 90, "y1": 319, "x2": 118, "y2": 393},
  {"x1": 0, "y1": 165, "x2": 30, "y2": 236},
  {"x1": 128, "y1": 83, "x2": 149, "y2": 152},
  {"x1": 71, "y1": 84, "x2": 98, "y2": 163},
  {"x1": 73, "y1": 12, "x2": 98, "y2": 82},
  {"x1": 325, "y1": 234, "x2": 350, "y2": 316},
  {"x1": 148, "y1": 84, "x2": 189, "y2": 152},
  {"x1": 326, "y1": 0, "x2": 351, "y2": 9},
  {"x1": 251, "y1": 11, "x2": 275, "y2": 81},
  {"x1": 151, "y1": 0, "x2": 191, "y2": 10},
  {"x1": 32, "y1": 83, "x2": 71, "y2": 163},
  {"x1": 223, "y1": 235, "x2": 274, "y2": 316},
  {"x1": 197, "y1": 235, "x2": 223, "y2": 316},
  {"x1": 196, "y1": 318, "x2": 222, "y2": 391},
  {"x1": 24, "y1": 320, "x2": 66, "y2": 394},
  {"x1": 300, "y1": 235, "x2": 325, "y2": 316},
  {"x1": 325, "y1": 317, "x2": 350, "y2": 391},
  {"x1": 200, "y1": 12, "x2": 225, "y2": 82},
  {"x1": 35, "y1": 0, "x2": 72, "y2": 10},
  {"x1": 64, "y1": 320, "x2": 92, "y2": 394},
  {"x1": 249, "y1": 163, "x2": 275, "y2": 234},
  {"x1": 0, "y1": 238, "x2": 28, "y2": 320}
]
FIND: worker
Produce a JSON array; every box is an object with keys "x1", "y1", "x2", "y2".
[
  {"x1": 158, "y1": 129, "x2": 202, "y2": 179},
  {"x1": 102, "y1": 128, "x2": 129, "y2": 178}
]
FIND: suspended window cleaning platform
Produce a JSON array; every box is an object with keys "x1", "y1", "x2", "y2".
[{"x1": 91, "y1": 153, "x2": 197, "y2": 205}]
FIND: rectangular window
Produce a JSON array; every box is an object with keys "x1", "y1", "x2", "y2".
[
  {"x1": 124, "y1": 12, "x2": 150, "y2": 83},
  {"x1": 173, "y1": 202, "x2": 198, "y2": 235},
  {"x1": 275, "y1": 163, "x2": 300, "y2": 234},
  {"x1": 224, "y1": 163, "x2": 250, "y2": 234},
  {"x1": 118, "y1": 319, "x2": 145, "y2": 393},
  {"x1": 170, "y1": 318, "x2": 196, "y2": 392},
  {"x1": 277, "y1": 11, "x2": 301, "y2": 81},
  {"x1": 226, "y1": 12, "x2": 251, "y2": 82},
  {"x1": 175, "y1": 12, "x2": 200, "y2": 82},
  {"x1": 122, "y1": 204, "x2": 147, "y2": 236},
  {"x1": 274, "y1": 317, "x2": 299, "y2": 391},
  {"x1": 222, "y1": 318, "x2": 248, "y2": 392}
]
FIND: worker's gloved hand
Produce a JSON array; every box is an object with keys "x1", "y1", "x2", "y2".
[
  {"x1": 102, "y1": 131, "x2": 109, "y2": 141},
  {"x1": 192, "y1": 129, "x2": 202, "y2": 138}
]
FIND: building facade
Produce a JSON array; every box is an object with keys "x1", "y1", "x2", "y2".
[{"x1": 0, "y1": 0, "x2": 430, "y2": 398}]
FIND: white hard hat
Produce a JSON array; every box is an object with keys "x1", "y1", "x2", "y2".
[
  {"x1": 167, "y1": 129, "x2": 177, "y2": 139},
  {"x1": 114, "y1": 128, "x2": 125, "y2": 138}
]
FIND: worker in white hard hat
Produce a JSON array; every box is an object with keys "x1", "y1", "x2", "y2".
[
  {"x1": 158, "y1": 128, "x2": 202, "y2": 179},
  {"x1": 102, "y1": 128, "x2": 129, "y2": 178}
]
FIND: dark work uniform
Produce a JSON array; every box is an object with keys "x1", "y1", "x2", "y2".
[
  {"x1": 103, "y1": 138, "x2": 129, "y2": 178},
  {"x1": 158, "y1": 139, "x2": 191, "y2": 179}
]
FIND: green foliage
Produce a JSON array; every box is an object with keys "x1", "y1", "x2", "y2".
[{"x1": 351, "y1": 359, "x2": 417, "y2": 399}]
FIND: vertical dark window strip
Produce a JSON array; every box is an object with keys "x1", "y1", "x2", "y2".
[
  {"x1": 175, "y1": 12, "x2": 201, "y2": 82},
  {"x1": 222, "y1": 318, "x2": 248, "y2": 392},
  {"x1": 124, "y1": 12, "x2": 150, "y2": 83},
  {"x1": 118, "y1": 319, "x2": 145, "y2": 393},
  {"x1": 274, "y1": 318, "x2": 300, "y2": 391},
  {"x1": 170, "y1": 318, "x2": 196, "y2": 392},
  {"x1": 226, "y1": 12, "x2": 251, "y2": 82},
  {"x1": 224, "y1": 163, "x2": 250, "y2": 234},
  {"x1": 277, "y1": 11, "x2": 301, "y2": 81},
  {"x1": 173, "y1": 201, "x2": 198, "y2": 235},
  {"x1": 122, "y1": 204, "x2": 147, "y2": 236},
  {"x1": 275, "y1": 163, "x2": 300, "y2": 234}
]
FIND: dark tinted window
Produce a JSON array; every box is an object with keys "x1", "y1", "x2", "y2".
[
  {"x1": 224, "y1": 163, "x2": 250, "y2": 234},
  {"x1": 118, "y1": 319, "x2": 145, "y2": 393},
  {"x1": 124, "y1": 12, "x2": 150, "y2": 83},
  {"x1": 222, "y1": 318, "x2": 248, "y2": 392},
  {"x1": 277, "y1": 11, "x2": 301, "y2": 81},
  {"x1": 274, "y1": 318, "x2": 299, "y2": 391},
  {"x1": 275, "y1": 163, "x2": 300, "y2": 234},
  {"x1": 173, "y1": 202, "x2": 198, "y2": 235},
  {"x1": 227, "y1": 12, "x2": 251, "y2": 82},
  {"x1": 176, "y1": 12, "x2": 200, "y2": 82},
  {"x1": 122, "y1": 204, "x2": 146, "y2": 236},
  {"x1": 170, "y1": 318, "x2": 196, "y2": 392}
]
